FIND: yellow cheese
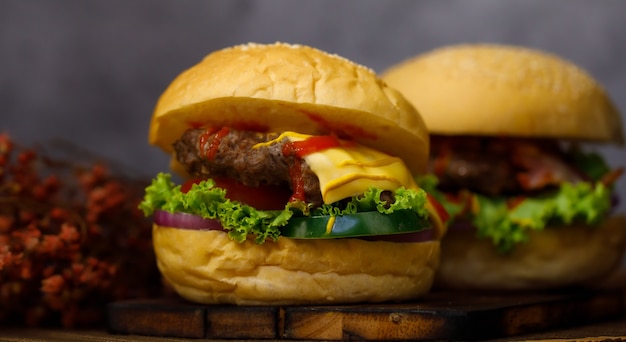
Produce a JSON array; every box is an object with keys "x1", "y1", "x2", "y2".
[
  {"x1": 254, "y1": 131, "x2": 418, "y2": 204},
  {"x1": 254, "y1": 131, "x2": 446, "y2": 239}
]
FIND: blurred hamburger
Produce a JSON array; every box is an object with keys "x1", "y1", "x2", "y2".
[
  {"x1": 382, "y1": 43, "x2": 625, "y2": 290},
  {"x1": 138, "y1": 42, "x2": 447, "y2": 305}
]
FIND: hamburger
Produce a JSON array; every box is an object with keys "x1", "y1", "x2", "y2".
[
  {"x1": 138, "y1": 42, "x2": 448, "y2": 305},
  {"x1": 382, "y1": 44, "x2": 626, "y2": 291}
]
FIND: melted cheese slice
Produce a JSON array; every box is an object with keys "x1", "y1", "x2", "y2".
[
  {"x1": 255, "y1": 132, "x2": 446, "y2": 238},
  {"x1": 303, "y1": 144, "x2": 415, "y2": 205},
  {"x1": 255, "y1": 131, "x2": 416, "y2": 203}
]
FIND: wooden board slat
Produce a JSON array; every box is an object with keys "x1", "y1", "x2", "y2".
[
  {"x1": 107, "y1": 298, "x2": 206, "y2": 339},
  {"x1": 107, "y1": 289, "x2": 625, "y2": 340},
  {"x1": 205, "y1": 306, "x2": 278, "y2": 339}
]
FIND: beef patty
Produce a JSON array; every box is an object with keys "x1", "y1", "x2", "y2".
[
  {"x1": 173, "y1": 128, "x2": 323, "y2": 206},
  {"x1": 429, "y1": 136, "x2": 585, "y2": 196}
]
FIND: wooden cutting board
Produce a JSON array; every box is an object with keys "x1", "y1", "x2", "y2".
[{"x1": 107, "y1": 289, "x2": 624, "y2": 340}]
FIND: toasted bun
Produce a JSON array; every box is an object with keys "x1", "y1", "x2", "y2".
[
  {"x1": 152, "y1": 225, "x2": 440, "y2": 305},
  {"x1": 382, "y1": 44, "x2": 624, "y2": 144},
  {"x1": 150, "y1": 42, "x2": 429, "y2": 173},
  {"x1": 435, "y1": 215, "x2": 626, "y2": 291}
]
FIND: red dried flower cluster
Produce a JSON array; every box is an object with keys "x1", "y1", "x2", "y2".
[{"x1": 0, "y1": 134, "x2": 162, "y2": 328}]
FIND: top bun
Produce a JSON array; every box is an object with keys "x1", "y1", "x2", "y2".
[
  {"x1": 150, "y1": 42, "x2": 430, "y2": 174},
  {"x1": 382, "y1": 44, "x2": 624, "y2": 144}
]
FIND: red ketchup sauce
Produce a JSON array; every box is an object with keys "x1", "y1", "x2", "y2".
[
  {"x1": 286, "y1": 135, "x2": 342, "y2": 158},
  {"x1": 198, "y1": 127, "x2": 230, "y2": 160},
  {"x1": 301, "y1": 110, "x2": 377, "y2": 141},
  {"x1": 282, "y1": 135, "x2": 342, "y2": 203},
  {"x1": 506, "y1": 196, "x2": 526, "y2": 210},
  {"x1": 427, "y1": 193, "x2": 450, "y2": 224}
]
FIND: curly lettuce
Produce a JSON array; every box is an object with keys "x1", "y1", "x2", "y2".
[
  {"x1": 418, "y1": 174, "x2": 613, "y2": 253},
  {"x1": 140, "y1": 173, "x2": 429, "y2": 244}
]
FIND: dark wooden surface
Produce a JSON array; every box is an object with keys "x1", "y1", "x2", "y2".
[
  {"x1": 105, "y1": 289, "x2": 625, "y2": 341},
  {"x1": 1, "y1": 319, "x2": 624, "y2": 342}
]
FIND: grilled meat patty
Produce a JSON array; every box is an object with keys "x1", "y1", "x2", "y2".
[
  {"x1": 174, "y1": 128, "x2": 323, "y2": 206},
  {"x1": 429, "y1": 136, "x2": 586, "y2": 196}
]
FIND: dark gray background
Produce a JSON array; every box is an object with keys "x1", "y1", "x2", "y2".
[{"x1": 1, "y1": 0, "x2": 625, "y2": 213}]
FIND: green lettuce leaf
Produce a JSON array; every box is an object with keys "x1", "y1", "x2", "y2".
[
  {"x1": 138, "y1": 173, "x2": 289, "y2": 243},
  {"x1": 417, "y1": 175, "x2": 613, "y2": 253},
  {"x1": 312, "y1": 187, "x2": 428, "y2": 217},
  {"x1": 140, "y1": 173, "x2": 429, "y2": 244}
]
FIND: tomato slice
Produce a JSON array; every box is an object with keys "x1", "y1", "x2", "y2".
[
  {"x1": 281, "y1": 210, "x2": 432, "y2": 240},
  {"x1": 181, "y1": 177, "x2": 291, "y2": 211},
  {"x1": 181, "y1": 178, "x2": 203, "y2": 193},
  {"x1": 427, "y1": 193, "x2": 450, "y2": 223}
]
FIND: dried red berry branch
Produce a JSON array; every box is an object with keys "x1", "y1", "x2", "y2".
[{"x1": 0, "y1": 133, "x2": 162, "y2": 328}]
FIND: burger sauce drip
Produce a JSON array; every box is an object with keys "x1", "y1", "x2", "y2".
[
  {"x1": 282, "y1": 135, "x2": 342, "y2": 202},
  {"x1": 300, "y1": 110, "x2": 378, "y2": 140},
  {"x1": 288, "y1": 135, "x2": 341, "y2": 158},
  {"x1": 507, "y1": 196, "x2": 527, "y2": 210},
  {"x1": 427, "y1": 194, "x2": 450, "y2": 224},
  {"x1": 198, "y1": 127, "x2": 230, "y2": 160}
]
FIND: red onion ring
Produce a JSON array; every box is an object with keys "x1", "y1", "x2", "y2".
[{"x1": 153, "y1": 210, "x2": 224, "y2": 231}]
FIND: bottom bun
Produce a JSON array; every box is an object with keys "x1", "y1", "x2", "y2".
[
  {"x1": 152, "y1": 225, "x2": 440, "y2": 305},
  {"x1": 435, "y1": 216, "x2": 626, "y2": 291}
]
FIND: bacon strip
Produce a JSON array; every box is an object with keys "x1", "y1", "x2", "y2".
[
  {"x1": 511, "y1": 142, "x2": 586, "y2": 191},
  {"x1": 428, "y1": 136, "x2": 611, "y2": 196},
  {"x1": 600, "y1": 168, "x2": 624, "y2": 187}
]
